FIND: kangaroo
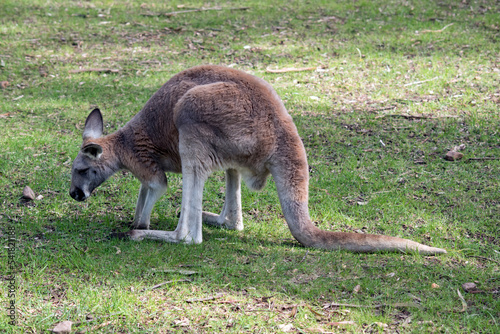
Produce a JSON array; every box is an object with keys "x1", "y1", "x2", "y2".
[{"x1": 70, "y1": 65, "x2": 446, "y2": 254}]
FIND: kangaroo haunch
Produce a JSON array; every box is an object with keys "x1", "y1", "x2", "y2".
[{"x1": 70, "y1": 65, "x2": 446, "y2": 254}]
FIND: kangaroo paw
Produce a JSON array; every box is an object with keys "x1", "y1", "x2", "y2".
[{"x1": 202, "y1": 211, "x2": 243, "y2": 231}]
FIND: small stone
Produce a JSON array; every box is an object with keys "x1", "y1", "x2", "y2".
[
  {"x1": 431, "y1": 283, "x2": 440, "y2": 289},
  {"x1": 51, "y1": 321, "x2": 72, "y2": 334},
  {"x1": 22, "y1": 186, "x2": 36, "y2": 200},
  {"x1": 444, "y1": 151, "x2": 464, "y2": 161},
  {"x1": 462, "y1": 282, "x2": 477, "y2": 292}
]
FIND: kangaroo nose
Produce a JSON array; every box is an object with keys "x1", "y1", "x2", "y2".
[{"x1": 70, "y1": 187, "x2": 86, "y2": 201}]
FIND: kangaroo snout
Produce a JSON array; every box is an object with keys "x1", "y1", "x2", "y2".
[{"x1": 70, "y1": 187, "x2": 87, "y2": 201}]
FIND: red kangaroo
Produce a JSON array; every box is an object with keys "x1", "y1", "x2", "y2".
[{"x1": 70, "y1": 65, "x2": 446, "y2": 254}]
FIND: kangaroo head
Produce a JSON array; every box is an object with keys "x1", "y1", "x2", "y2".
[{"x1": 70, "y1": 108, "x2": 117, "y2": 201}]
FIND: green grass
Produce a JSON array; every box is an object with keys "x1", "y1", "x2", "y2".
[{"x1": 1, "y1": 0, "x2": 499, "y2": 332}]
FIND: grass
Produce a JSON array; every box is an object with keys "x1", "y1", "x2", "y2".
[{"x1": 0, "y1": 0, "x2": 499, "y2": 332}]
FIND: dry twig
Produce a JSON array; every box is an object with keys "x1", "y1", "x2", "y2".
[
  {"x1": 144, "y1": 7, "x2": 249, "y2": 17},
  {"x1": 298, "y1": 249, "x2": 309, "y2": 263},
  {"x1": 69, "y1": 68, "x2": 120, "y2": 74},
  {"x1": 307, "y1": 305, "x2": 324, "y2": 317},
  {"x1": 419, "y1": 23, "x2": 454, "y2": 34},
  {"x1": 375, "y1": 113, "x2": 458, "y2": 120},
  {"x1": 266, "y1": 66, "x2": 317, "y2": 73},
  {"x1": 467, "y1": 157, "x2": 500, "y2": 162},
  {"x1": 469, "y1": 255, "x2": 500, "y2": 265},
  {"x1": 404, "y1": 76, "x2": 439, "y2": 86},
  {"x1": 72, "y1": 312, "x2": 123, "y2": 326},
  {"x1": 186, "y1": 294, "x2": 224, "y2": 303},
  {"x1": 324, "y1": 302, "x2": 420, "y2": 309},
  {"x1": 326, "y1": 321, "x2": 356, "y2": 326},
  {"x1": 150, "y1": 279, "x2": 191, "y2": 290}
]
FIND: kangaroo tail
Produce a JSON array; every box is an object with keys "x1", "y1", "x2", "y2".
[
  {"x1": 269, "y1": 139, "x2": 447, "y2": 255},
  {"x1": 279, "y1": 199, "x2": 446, "y2": 254}
]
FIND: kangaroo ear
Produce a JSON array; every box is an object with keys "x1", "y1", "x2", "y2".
[
  {"x1": 83, "y1": 108, "x2": 104, "y2": 139},
  {"x1": 81, "y1": 143, "x2": 103, "y2": 160}
]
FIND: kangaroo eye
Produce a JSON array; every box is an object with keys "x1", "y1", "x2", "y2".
[{"x1": 78, "y1": 168, "x2": 90, "y2": 175}]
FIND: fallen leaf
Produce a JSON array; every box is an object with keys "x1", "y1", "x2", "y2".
[
  {"x1": 457, "y1": 288, "x2": 467, "y2": 312},
  {"x1": 401, "y1": 316, "x2": 412, "y2": 326},
  {"x1": 51, "y1": 321, "x2": 72, "y2": 333},
  {"x1": 303, "y1": 327, "x2": 325, "y2": 333},
  {"x1": 0, "y1": 81, "x2": 9, "y2": 89},
  {"x1": 39, "y1": 66, "x2": 48, "y2": 77},
  {"x1": 173, "y1": 318, "x2": 190, "y2": 327},
  {"x1": 277, "y1": 323, "x2": 294, "y2": 332},
  {"x1": 408, "y1": 293, "x2": 422, "y2": 302},
  {"x1": 352, "y1": 284, "x2": 361, "y2": 294},
  {"x1": 88, "y1": 320, "x2": 113, "y2": 331},
  {"x1": 113, "y1": 246, "x2": 121, "y2": 254},
  {"x1": 261, "y1": 295, "x2": 273, "y2": 302},
  {"x1": 374, "y1": 322, "x2": 388, "y2": 328},
  {"x1": 318, "y1": 16, "x2": 345, "y2": 24},
  {"x1": 329, "y1": 309, "x2": 350, "y2": 315}
]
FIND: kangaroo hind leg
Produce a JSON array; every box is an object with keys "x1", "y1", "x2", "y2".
[{"x1": 202, "y1": 168, "x2": 244, "y2": 231}]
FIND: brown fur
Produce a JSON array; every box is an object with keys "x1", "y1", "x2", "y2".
[{"x1": 70, "y1": 65, "x2": 446, "y2": 254}]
